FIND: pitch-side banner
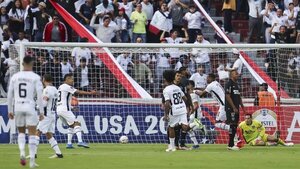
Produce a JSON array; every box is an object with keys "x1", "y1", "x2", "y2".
[{"x1": 1, "y1": 105, "x2": 299, "y2": 143}]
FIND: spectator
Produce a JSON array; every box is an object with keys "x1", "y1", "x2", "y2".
[
  {"x1": 191, "y1": 33, "x2": 211, "y2": 74},
  {"x1": 260, "y1": 1, "x2": 276, "y2": 43},
  {"x1": 141, "y1": 0, "x2": 153, "y2": 42},
  {"x1": 160, "y1": 28, "x2": 188, "y2": 68},
  {"x1": 174, "y1": 54, "x2": 189, "y2": 71},
  {"x1": 189, "y1": 64, "x2": 207, "y2": 90},
  {"x1": 131, "y1": 55, "x2": 153, "y2": 92},
  {"x1": 90, "y1": 15, "x2": 118, "y2": 42},
  {"x1": 184, "y1": 4, "x2": 203, "y2": 43},
  {"x1": 169, "y1": 0, "x2": 189, "y2": 36},
  {"x1": 1, "y1": 31, "x2": 14, "y2": 58},
  {"x1": 114, "y1": 0, "x2": 136, "y2": 19},
  {"x1": 0, "y1": 55, "x2": 8, "y2": 97},
  {"x1": 135, "y1": 37, "x2": 151, "y2": 65},
  {"x1": 23, "y1": 0, "x2": 38, "y2": 41},
  {"x1": 61, "y1": 57, "x2": 74, "y2": 79},
  {"x1": 14, "y1": 30, "x2": 29, "y2": 44},
  {"x1": 283, "y1": 2, "x2": 298, "y2": 43},
  {"x1": 8, "y1": 0, "x2": 25, "y2": 34},
  {"x1": 225, "y1": 48, "x2": 243, "y2": 75},
  {"x1": 214, "y1": 20, "x2": 226, "y2": 43},
  {"x1": 222, "y1": 0, "x2": 236, "y2": 33},
  {"x1": 254, "y1": 83, "x2": 275, "y2": 106},
  {"x1": 74, "y1": 57, "x2": 91, "y2": 91},
  {"x1": 78, "y1": 0, "x2": 95, "y2": 36},
  {"x1": 155, "y1": 41, "x2": 171, "y2": 92},
  {"x1": 0, "y1": 6, "x2": 9, "y2": 29},
  {"x1": 72, "y1": 39, "x2": 92, "y2": 67},
  {"x1": 247, "y1": 0, "x2": 264, "y2": 43},
  {"x1": 149, "y1": 2, "x2": 172, "y2": 43},
  {"x1": 95, "y1": 0, "x2": 114, "y2": 24},
  {"x1": 43, "y1": 14, "x2": 68, "y2": 42},
  {"x1": 114, "y1": 7, "x2": 130, "y2": 42},
  {"x1": 51, "y1": 55, "x2": 62, "y2": 88},
  {"x1": 270, "y1": 8, "x2": 288, "y2": 43},
  {"x1": 130, "y1": 3, "x2": 147, "y2": 43},
  {"x1": 74, "y1": 0, "x2": 86, "y2": 18},
  {"x1": 32, "y1": 2, "x2": 50, "y2": 42},
  {"x1": 270, "y1": 25, "x2": 294, "y2": 43},
  {"x1": 116, "y1": 52, "x2": 133, "y2": 73}
]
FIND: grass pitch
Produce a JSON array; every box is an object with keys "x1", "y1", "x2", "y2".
[{"x1": 0, "y1": 144, "x2": 299, "y2": 169}]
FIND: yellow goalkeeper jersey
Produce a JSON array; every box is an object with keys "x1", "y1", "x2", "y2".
[{"x1": 238, "y1": 120, "x2": 266, "y2": 143}]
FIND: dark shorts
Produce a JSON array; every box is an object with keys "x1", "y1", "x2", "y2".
[{"x1": 226, "y1": 110, "x2": 240, "y2": 125}]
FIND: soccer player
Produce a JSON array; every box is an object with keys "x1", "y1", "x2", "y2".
[
  {"x1": 163, "y1": 70, "x2": 201, "y2": 152},
  {"x1": 238, "y1": 113, "x2": 294, "y2": 146},
  {"x1": 225, "y1": 70, "x2": 246, "y2": 150},
  {"x1": 57, "y1": 73, "x2": 98, "y2": 148},
  {"x1": 35, "y1": 74, "x2": 63, "y2": 158},
  {"x1": 195, "y1": 73, "x2": 230, "y2": 131},
  {"x1": 7, "y1": 56, "x2": 44, "y2": 168}
]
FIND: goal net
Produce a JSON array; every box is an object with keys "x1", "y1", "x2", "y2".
[{"x1": 2, "y1": 43, "x2": 300, "y2": 145}]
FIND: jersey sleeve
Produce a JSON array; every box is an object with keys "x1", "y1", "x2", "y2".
[
  {"x1": 42, "y1": 88, "x2": 50, "y2": 107},
  {"x1": 205, "y1": 83, "x2": 212, "y2": 93},
  {"x1": 7, "y1": 77, "x2": 15, "y2": 113},
  {"x1": 163, "y1": 88, "x2": 170, "y2": 101},
  {"x1": 66, "y1": 85, "x2": 77, "y2": 94},
  {"x1": 190, "y1": 93, "x2": 198, "y2": 104}
]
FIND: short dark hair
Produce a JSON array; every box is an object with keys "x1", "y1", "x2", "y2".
[
  {"x1": 64, "y1": 73, "x2": 73, "y2": 81},
  {"x1": 187, "y1": 80, "x2": 195, "y2": 87},
  {"x1": 163, "y1": 70, "x2": 175, "y2": 83},
  {"x1": 80, "y1": 57, "x2": 87, "y2": 62},
  {"x1": 208, "y1": 73, "x2": 216, "y2": 80},
  {"x1": 43, "y1": 74, "x2": 53, "y2": 82},
  {"x1": 178, "y1": 66, "x2": 187, "y2": 73},
  {"x1": 260, "y1": 83, "x2": 268, "y2": 90},
  {"x1": 23, "y1": 56, "x2": 33, "y2": 64}
]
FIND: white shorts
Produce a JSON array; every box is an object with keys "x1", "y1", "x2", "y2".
[
  {"x1": 57, "y1": 111, "x2": 77, "y2": 126},
  {"x1": 15, "y1": 111, "x2": 38, "y2": 127},
  {"x1": 189, "y1": 112, "x2": 201, "y2": 123},
  {"x1": 216, "y1": 106, "x2": 226, "y2": 122},
  {"x1": 168, "y1": 113, "x2": 188, "y2": 128},
  {"x1": 37, "y1": 115, "x2": 55, "y2": 134}
]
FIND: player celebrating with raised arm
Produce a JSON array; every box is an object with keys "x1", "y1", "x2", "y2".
[
  {"x1": 57, "y1": 73, "x2": 98, "y2": 149},
  {"x1": 163, "y1": 70, "x2": 201, "y2": 152},
  {"x1": 35, "y1": 74, "x2": 63, "y2": 158},
  {"x1": 238, "y1": 114, "x2": 294, "y2": 147},
  {"x1": 195, "y1": 73, "x2": 230, "y2": 131},
  {"x1": 7, "y1": 56, "x2": 44, "y2": 168}
]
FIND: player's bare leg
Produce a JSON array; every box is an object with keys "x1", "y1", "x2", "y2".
[
  {"x1": 27, "y1": 125, "x2": 39, "y2": 168},
  {"x1": 18, "y1": 127, "x2": 26, "y2": 166}
]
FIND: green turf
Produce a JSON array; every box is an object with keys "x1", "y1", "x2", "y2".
[{"x1": 0, "y1": 144, "x2": 299, "y2": 169}]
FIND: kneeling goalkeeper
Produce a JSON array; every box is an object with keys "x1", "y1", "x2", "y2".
[{"x1": 238, "y1": 114, "x2": 293, "y2": 146}]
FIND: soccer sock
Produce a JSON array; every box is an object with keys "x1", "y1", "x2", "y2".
[
  {"x1": 189, "y1": 131, "x2": 199, "y2": 145},
  {"x1": 277, "y1": 138, "x2": 285, "y2": 145},
  {"x1": 48, "y1": 137, "x2": 62, "y2": 154},
  {"x1": 174, "y1": 126, "x2": 180, "y2": 147},
  {"x1": 18, "y1": 133, "x2": 26, "y2": 157},
  {"x1": 166, "y1": 129, "x2": 170, "y2": 144},
  {"x1": 28, "y1": 136, "x2": 37, "y2": 160},
  {"x1": 74, "y1": 126, "x2": 83, "y2": 143},
  {"x1": 180, "y1": 131, "x2": 187, "y2": 146},
  {"x1": 67, "y1": 128, "x2": 74, "y2": 144},
  {"x1": 228, "y1": 125, "x2": 237, "y2": 147},
  {"x1": 169, "y1": 138, "x2": 175, "y2": 148},
  {"x1": 215, "y1": 122, "x2": 230, "y2": 131},
  {"x1": 35, "y1": 136, "x2": 40, "y2": 155}
]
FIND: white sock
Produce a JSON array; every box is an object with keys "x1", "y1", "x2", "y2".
[
  {"x1": 67, "y1": 128, "x2": 74, "y2": 144},
  {"x1": 169, "y1": 138, "x2": 175, "y2": 149},
  {"x1": 215, "y1": 122, "x2": 230, "y2": 131},
  {"x1": 74, "y1": 126, "x2": 83, "y2": 143},
  {"x1": 28, "y1": 136, "x2": 37, "y2": 161},
  {"x1": 48, "y1": 137, "x2": 62, "y2": 154},
  {"x1": 35, "y1": 136, "x2": 40, "y2": 155},
  {"x1": 18, "y1": 133, "x2": 26, "y2": 157},
  {"x1": 189, "y1": 123, "x2": 196, "y2": 130},
  {"x1": 189, "y1": 131, "x2": 199, "y2": 145}
]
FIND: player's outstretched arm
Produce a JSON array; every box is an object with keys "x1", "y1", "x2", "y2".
[{"x1": 76, "y1": 90, "x2": 99, "y2": 95}]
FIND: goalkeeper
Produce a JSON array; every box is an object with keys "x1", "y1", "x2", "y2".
[{"x1": 238, "y1": 114, "x2": 294, "y2": 146}]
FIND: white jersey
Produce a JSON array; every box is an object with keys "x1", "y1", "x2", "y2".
[
  {"x1": 189, "y1": 73, "x2": 207, "y2": 89},
  {"x1": 56, "y1": 84, "x2": 77, "y2": 112},
  {"x1": 163, "y1": 84, "x2": 186, "y2": 116},
  {"x1": 205, "y1": 81, "x2": 225, "y2": 107},
  {"x1": 7, "y1": 71, "x2": 44, "y2": 114},
  {"x1": 43, "y1": 86, "x2": 58, "y2": 117},
  {"x1": 190, "y1": 92, "x2": 202, "y2": 118}
]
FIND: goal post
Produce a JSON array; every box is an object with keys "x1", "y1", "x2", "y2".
[{"x1": 2, "y1": 43, "x2": 300, "y2": 144}]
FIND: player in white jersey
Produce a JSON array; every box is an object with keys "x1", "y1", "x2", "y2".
[
  {"x1": 163, "y1": 70, "x2": 201, "y2": 152},
  {"x1": 57, "y1": 73, "x2": 98, "y2": 148},
  {"x1": 7, "y1": 56, "x2": 44, "y2": 168},
  {"x1": 195, "y1": 73, "x2": 230, "y2": 131},
  {"x1": 35, "y1": 74, "x2": 63, "y2": 158}
]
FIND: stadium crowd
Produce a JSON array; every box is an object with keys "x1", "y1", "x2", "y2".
[{"x1": 0, "y1": 0, "x2": 300, "y2": 98}]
